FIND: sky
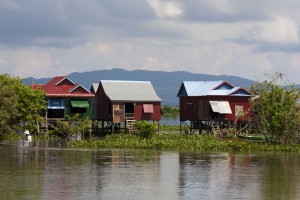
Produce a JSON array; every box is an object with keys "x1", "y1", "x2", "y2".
[{"x1": 0, "y1": 0, "x2": 300, "y2": 83}]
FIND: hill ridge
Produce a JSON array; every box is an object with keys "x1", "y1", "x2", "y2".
[{"x1": 24, "y1": 68, "x2": 256, "y2": 105}]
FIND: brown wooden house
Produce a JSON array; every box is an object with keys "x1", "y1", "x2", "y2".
[
  {"x1": 92, "y1": 80, "x2": 161, "y2": 133},
  {"x1": 177, "y1": 80, "x2": 252, "y2": 134}
]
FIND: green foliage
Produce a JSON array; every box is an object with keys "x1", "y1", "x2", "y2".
[
  {"x1": 0, "y1": 74, "x2": 46, "y2": 135},
  {"x1": 53, "y1": 114, "x2": 92, "y2": 140},
  {"x1": 0, "y1": 132, "x2": 22, "y2": 141},
  {"x1": 159, "y1": 124, "x2": 181, "y2": 132},
  {"x1": 68, "y1": 133, "x2": 300, "y2": 152},
  {"x1": 250, "y1": 72, "x2": 300, "y2": 144},
  {"x1": 0, "y1": 81, "x2": 19, "y2": 134},
  {"x1": 134, "y1": 121, "x2": 158, "y2": 139},
  {"x1": 161, "y1": 105, "x2": 179, "y2": 116}
]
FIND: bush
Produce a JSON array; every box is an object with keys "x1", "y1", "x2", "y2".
[{"x1": 134, "y1": 121, "x2": 157, "y2": 139}]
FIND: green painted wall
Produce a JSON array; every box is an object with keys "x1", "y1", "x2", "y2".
[{"x1": 64, "y1": 98, "x2": 92, "y2": 119}]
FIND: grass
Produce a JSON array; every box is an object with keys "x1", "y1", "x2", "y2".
[{"x1": 68, "y1": 133, "x2": 300, "y2": 152}]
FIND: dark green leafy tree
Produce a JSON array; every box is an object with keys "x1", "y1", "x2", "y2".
[
  {"x1": 0, "y1": 74, "x2": 46, "y2": 135},
  {"x1": 249, "y1": 72, "x2": 300, "y2": 144},
  {"x1": 0, "y1": 83, "x2": 18, "y2": 135}
]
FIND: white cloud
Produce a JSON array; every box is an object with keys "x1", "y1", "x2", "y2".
[
  {"x1": 256, "y1": 15, "x2": 299, "y2": 44},
  {"x1": 147, "y1": 0, "x2": 182, "y2": 18},
  {"x1": 0, "y1": 47, "x2": 71, "y2": 78},
  {"x1": 1, "y1": 1, "x2": 300, "y2": 84}
]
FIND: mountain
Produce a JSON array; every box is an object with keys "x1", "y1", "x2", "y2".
[{"x1": 24, "y1": 68, "x2": 256, "y2": 105}]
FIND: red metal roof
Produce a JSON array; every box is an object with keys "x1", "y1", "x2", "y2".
[{"x1": 32, "y1": 76, "x2": 94, "y2": 98}]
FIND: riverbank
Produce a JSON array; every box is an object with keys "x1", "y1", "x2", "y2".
[{"x1": 68, "y1": 133, "x2": 300, "y2": 152}]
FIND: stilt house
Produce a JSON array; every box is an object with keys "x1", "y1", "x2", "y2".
[
  {"x1": 92, "y1": 80, "x2": 161, "y2": 132},
  {"x1": 177, "y1": 80, "x2": 252, "y2": 134},
  {"x1": 33, "y1": 76, "x2": 95, "y2": 120}
]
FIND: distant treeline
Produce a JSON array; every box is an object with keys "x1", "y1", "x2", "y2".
[{"x1": 161, "y1": 105, "x2": 179, "y2": 116}]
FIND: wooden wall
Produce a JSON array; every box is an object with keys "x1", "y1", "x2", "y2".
[{"x1": 179, "y1": 96, "x2": 251, "y2": 122}]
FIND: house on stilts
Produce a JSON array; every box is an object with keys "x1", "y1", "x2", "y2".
[
  {"x1": 32, "y1": 76, "x2": 95, "y2": 122},
  {"x1": 92, "y1": 80, "x2": 162, "y2": 133},
  {"x1": 177, "y1": 80, "x2": 252, "y2": 135}
]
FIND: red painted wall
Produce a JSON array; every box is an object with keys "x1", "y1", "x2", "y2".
[
  {"x1": 96, "y1": 84, "x2": 161, "y2": 122},
  {"x1": 179, "y1": 95, "x2": 251, "y2": 122},
  {"x1": 134, "y1": 102, "x2": 161, "y2": 121}
]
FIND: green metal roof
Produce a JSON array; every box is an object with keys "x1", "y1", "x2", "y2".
[{"x1": 71, "y1": 100, "x2": 89, "y2": 108}]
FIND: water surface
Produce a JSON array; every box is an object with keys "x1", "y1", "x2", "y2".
[{"x1": 1, "y1": 141, "x2": 300, "y2": 200}]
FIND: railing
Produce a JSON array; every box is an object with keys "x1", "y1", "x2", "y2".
[{"x1": 125, "y1": 113, "x2": 134, "y2": 120}]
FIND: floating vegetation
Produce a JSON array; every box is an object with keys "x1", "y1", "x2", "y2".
[{"x1": 68, "y1": 133, "x2": 300, "y2": 152}]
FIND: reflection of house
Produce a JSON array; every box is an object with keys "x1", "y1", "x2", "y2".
[
  {"x1": 92, "y1": 80, "x2": 161, "y2": 132},
  {"x1": 33, "y1": 76, "x2": 94, "y2": 119},
  {"x1": 177, "y1": 80, "x2": 252, "y2": 134}
]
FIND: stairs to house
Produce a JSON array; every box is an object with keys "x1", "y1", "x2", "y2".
[
  {"x1": 35, "y1": 119, "x2": 48, "y2": 135},
  {"x1": 212, "y1": 122, "x2": 221, "y2": 136},
  {"x1": 126, "y1": 119, "x2": 139, "y2": 134}
]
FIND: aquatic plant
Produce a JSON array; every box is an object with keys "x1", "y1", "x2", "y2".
[
  {"x1": 68, "y1": 133, "x2": 300, "y2": 152},
  {"x1": 134, "y1": 121, "x2": 157, "y2": 139}
]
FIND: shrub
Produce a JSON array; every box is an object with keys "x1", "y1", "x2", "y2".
[{"x1": 134, "y1": 121, "x2": 157, "y2": 139}]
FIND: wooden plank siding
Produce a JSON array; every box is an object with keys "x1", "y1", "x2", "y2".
[
  {"x1": 95, "y1": 82, "x2": 161, "y2": 122},
  {"x1": 134, "y1": 102, "x2": 161, "y2": 121},
  {"x1": 179, "y1": 96, "x2": 251, "y2": 122}
]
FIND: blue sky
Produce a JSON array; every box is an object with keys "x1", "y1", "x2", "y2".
[{"x1": 0, "y1": 0, "x2": 300, "y2": 83}]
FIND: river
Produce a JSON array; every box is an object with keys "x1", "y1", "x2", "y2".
[{"x1": 1, "y1": 141, "x2": 300, "y2": 200}]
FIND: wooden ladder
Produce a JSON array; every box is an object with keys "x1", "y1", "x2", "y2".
[
  {"x1": 212, "y1": 122, "x2": 221, "y2": 136},
  {"x1": 126, "y1": 119, "x2": 139, "y2": 134}
]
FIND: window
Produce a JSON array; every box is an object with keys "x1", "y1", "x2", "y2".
[
  {"x1": 143, "y1": 104, "x2": 154, "y2": 113},
  {"x1": 47, "y1": 109, "x2": 64, "y2": 118},
  {"x1": 71, "y1": 107, "x2": 87, "y2": 114},
  {"x1": 125, "y1": 103, "x2": 134, "y2": 113},
  {"x1": 70, "y1": 99, "x2": 89, "y2": 114},
  {"x1": 47, "y1": 98, "x2": 64, "y2": 109},
  {"x1": 235, "y1": 105, "x2": 244, "y2": 116},
  {"x1": 209, "y1": 101, "x2": 232, "y2": 114}
]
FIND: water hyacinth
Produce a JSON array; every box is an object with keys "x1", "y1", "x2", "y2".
[{"x1": 68, "y1": 133, "x2": 300, "y2": 152}]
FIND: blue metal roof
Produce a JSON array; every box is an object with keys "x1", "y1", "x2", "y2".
[{"x1": 178, "y1": 81, "x2": 251, "y2": 97}]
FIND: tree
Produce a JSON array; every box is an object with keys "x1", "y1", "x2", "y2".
[
  {"x1": 0, "y1": 74, "x2": 46, "y2": 135},
  {"x1": 17, "y1": 83, "x2": 46, "y2": 134},
  {"x1": 161, "y1": 105, "x2": 179, "y2": 116},
  {"x1": 0, "y1": 83, "x2": 19, "y2": 135},
  {"x1": 52, "y1": 114, "x2": 92, "y2": 140},
  {"x1": 249, "y1": 72, "x2": 300, "y2": 144}
]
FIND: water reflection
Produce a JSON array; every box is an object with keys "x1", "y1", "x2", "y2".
[{"x1": 1, "y1": 143, "x2": 300, "y2": 200}]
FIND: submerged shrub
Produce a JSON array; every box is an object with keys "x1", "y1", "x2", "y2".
[{"x1": 134, "y1": 121, "x2": 158, "y2": 139}]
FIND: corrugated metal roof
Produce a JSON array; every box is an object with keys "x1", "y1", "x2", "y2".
[
  {"x1": 33, "y1": 76, "x2": 95, "y2": 98},
  {"x1": 181, "y1": 81, "x2": 224, "y2": 96},
  {"x1": 100, "y1": 80, "x2": 161, "y2": 102},
  {"x1": 179, "y1": 81, "x2": 251, "y2": 96},
  {"x1": 208, "y1": 87, "x2": 240, "y2": 96},
  {"x1": 90, "y1": 83, "x2": 99, "y2": 94}
]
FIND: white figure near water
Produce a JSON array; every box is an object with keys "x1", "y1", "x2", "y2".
[{"x1": 24, "y1": 130, "x2": 32, "y2": 142}]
